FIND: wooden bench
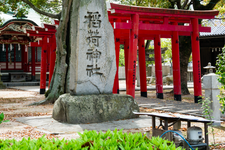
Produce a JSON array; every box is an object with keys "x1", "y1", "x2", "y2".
[{"x1": 133, "y1": 112, "x2": 218, "y2": 148}]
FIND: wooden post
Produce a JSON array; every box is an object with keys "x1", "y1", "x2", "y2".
[
  {"x1": 154, "y1": 35, "x2": 163, "y2": 99},
  {"x1": 127, "y1": 14, "x2": 139, "y2": 98},
  {"x1": 191, "y1": 18, "x2": 202, "y2": 103},
  {"x1": 138, "y1": 38, "x2": 147, "y2": 97},
  {"x1": 204, "y1": 123, "x2": 209, "y2": 147},
  {"x1": 40, "y1": 37, "x2": 47, "y2": 94},
  {"x1": 172, "y1": 31, "x2": 181, "y2": 101}
]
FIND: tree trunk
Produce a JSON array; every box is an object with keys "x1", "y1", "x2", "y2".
[
  {"x1": 29, "y1": 0, "x2": 73, "y2": 105},
  {"x1": 179, "y1": 36, "x2": 192, "y2": 95}
]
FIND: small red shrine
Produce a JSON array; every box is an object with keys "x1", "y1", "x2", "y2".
[
  {"x1": 0, "y1": 17, "x2": 57, "y2": 94},
  {"x1": 0, "y1": 3, "x2": 219, "y2": 103}
]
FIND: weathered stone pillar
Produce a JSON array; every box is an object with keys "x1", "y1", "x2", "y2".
[
  {"x1": 69, "y1": 0, "x2": 116, "y2": 95},
  {"x1": 203, "y1": 73, "x2": 221, "y2": 126},
  {"x1": 52, "y1": 0, "x2": 139, "y2": 124}
]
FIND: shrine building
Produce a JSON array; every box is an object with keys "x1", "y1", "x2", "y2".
[{"x1": 0, "y1": 15, "x2": 57, "y2": 90}]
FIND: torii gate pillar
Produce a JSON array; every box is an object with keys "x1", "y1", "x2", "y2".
[
  {"x1": 172, "y1": 31, "x2": 181, "y2": 101},
  {"x1": 191, "y1": 18, "x2": 202, "y2": 103},
  {"x1": 138, "y1": 38, "x2": 147, "y2": 97},
  {"x1": 113, "y1": 29, "x2": 120, "y2": 94},
  {"x1": 40, "y1": 37, "x2": 48, "y2": 94},
  {"x1": 154, "y1": 35, "x2": 163, "y2": 99},
  {"x1": 48, "y1": 35, "x2": 56, "y2": 87},
  {"x1": 127, "y1": 14, "x2": 139, "y2": 98}
]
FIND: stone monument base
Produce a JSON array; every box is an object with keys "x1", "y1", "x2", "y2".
[
  {"x1": 52, "y1": 94, "x2": 139, "y2": 124},
  {"x1": 0, "y1": 82, "x2": 6, "y2": 89}
]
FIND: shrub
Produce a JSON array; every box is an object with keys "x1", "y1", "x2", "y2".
[
  {"x1": 0, "y1": 129, "x2": 184, "y2": 150},
  {"x1": 216, "y1": 46, "x2": 225, "y2": 114}
]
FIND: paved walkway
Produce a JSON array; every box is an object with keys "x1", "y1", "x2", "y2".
[{"x1": 135, "y1": 96, "x2": 203, "y2": 116}]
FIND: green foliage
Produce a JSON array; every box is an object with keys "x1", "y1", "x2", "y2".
[
  {"x1": 161, "y1": 38, "x2": 172, "y2": 64},
  {"x1": 0, "y1": 0, "x2": 29, "y2": 16},
  {"x1": 119, "y1": 49, "x2": 125, "y2": 66},
  {"x1": 0, "y1": 113, "x2": 9, "y2": 124},
  {"x1": 0, "y1": 0, "x2": 61, "y2": 23},
  {"x1": 0, "y1": 129, "x2": 184, "y2": 150},
  {"x1": 216, "y1": 46, "x2": 225, "y2": 114},
  {"x1": 0, "y1": 13, "x2": 5, "y2": 26},
  {"x1": 199, "y1": 98, "x2": 215, "y2": 145}
]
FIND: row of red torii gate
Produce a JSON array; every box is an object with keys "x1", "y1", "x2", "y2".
[{"x1": 24, "y1": 3, "x2": 218, "y2": 103}]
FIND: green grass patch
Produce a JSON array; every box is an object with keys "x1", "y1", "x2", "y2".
[{"x1": 0, "y1": 129, "x2": 184, "y2": 150}]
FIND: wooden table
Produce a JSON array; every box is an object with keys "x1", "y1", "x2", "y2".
[{"x1": 133, "y1": 112, "x2": 214, "y2": 146}]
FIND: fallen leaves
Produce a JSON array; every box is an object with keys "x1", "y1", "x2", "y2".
[
  {"x1": 4, "y1": 112, "x2": 50, "y2": 121},
  {"x1": 0, "y1": 126, "x2": 57, "y2": 140}
]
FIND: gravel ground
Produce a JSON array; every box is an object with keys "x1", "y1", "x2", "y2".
[{"x1": 0, "y1": 88, "x2": 225, "y2": 149}]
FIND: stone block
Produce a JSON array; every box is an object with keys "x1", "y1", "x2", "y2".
[
  {"x1": 203, "y1": 73, "x2": 221, "y2": 126},
  {"x1": 203, "y1": 73, "x2": 221, "y2": 89},
  {"x1": 69, "y1": 0, "x2": 116, "y2": 95},
  {"x1": 52, "y1": 94, "x2": 139, "y2": 124}
]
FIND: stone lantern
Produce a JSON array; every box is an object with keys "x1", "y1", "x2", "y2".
[{"x1": 203, "y1": 62, "x2": 215, "y2": 74}]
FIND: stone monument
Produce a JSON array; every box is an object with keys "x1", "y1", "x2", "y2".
[{"x1": 52, "y1": 0, "x2": 139, "y2": 124}]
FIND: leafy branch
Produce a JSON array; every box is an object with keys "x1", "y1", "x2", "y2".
[
  {"x1": 216, "y1": 46, "x2": 225, "y2": 114},
  {"x1": 200, "y1": 98, "x2": 216, "y2": 145}
]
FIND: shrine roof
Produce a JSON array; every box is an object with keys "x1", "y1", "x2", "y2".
[
  {"x1": 200, "y1": 19, "x2": 225, "y2": 37},
  {"x1": 108, "y1": 3, "x2": 219, "y2": 20},
  {"x1": 0, "y1": 19, "x2": 38, "y2": 29}
]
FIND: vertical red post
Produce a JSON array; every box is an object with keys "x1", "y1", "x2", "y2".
[
  {"x1": 154, "y1": 35, "x2": 163, "y2": 99},
  {"x1": 113, "y1": 29, "x2": 120, "y2": 94},
  {"x1": 138, "y1": 38, "x2": 147, "y2": 97},
  {"x1": 124, "y1": 39, "x2": 129, "y2": 86},
  {"x1": 48, "y1": 35, "x2": 56, "y2": 87},
  {"x1": 172, "y1": 31, "x2": 181, "y2": 101},
  {"x1": 31, "y1": 47, "x2": 36, "y2": 81},
  {"x1": 22, "y1": 45, "x2": 28, "y2": 72},
  {"x1": 191, "y1": 18, "x2": 202, "y2": 103},
  {"x1": 127, "y1": 14, "x2": 139, "y2": 98},
  {"x1": 40, "y1": 37, "x2": 48, "y2": 94}
]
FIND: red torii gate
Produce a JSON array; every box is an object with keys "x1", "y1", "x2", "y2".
[
  {"x1": 25, "y1": 22, "x2": 57, "y2": 94},
  {"x1": 108, "y1": 3, "x2": 218, "y2": 103}
]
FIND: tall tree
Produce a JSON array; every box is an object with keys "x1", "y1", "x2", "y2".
[{"x1": 120, "y1": 0, "x2": 223, "y2": 94}]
